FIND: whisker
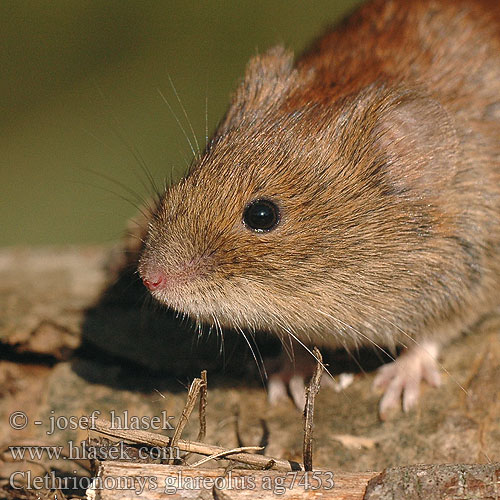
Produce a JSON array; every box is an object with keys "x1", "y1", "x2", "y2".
[
  {"x1": 346, "y1": 291, "x2": 465, "y2": 383},
  {"x1": 236, "y1": 325, "x2": 268, "y2": 386},
  {"x1": 71, "y1": 179, "x2": 150, "y2": 219},
  {"x1": 279, "y1": 330, "x2": 295, "y2": 364},
  {"x1": 204, "y1": 74, "x2": 209, "y2": 149},
  {"x1": 167, "y1": 74, "x2": 201, "y2": 156},
  {"x1": 277, "y1": 322, "x2": 334, "y2": 381},
  {"x1": 211, "y1": 313, "x2": 224, "y2": 356},
  {"x1": 316, "y1": 309, "x2": 398, "y2": 363},
  {"x1": 157, "y1": 88, "x2": 197, "y2": 159},
  {"x1": 91, "y1": 84, "x2": 161, "y2": 199},
  {"x1": 177, "y1": 148, "x2": 191, "y2": 169},
  {"x1": 82, "y1": 166, "x2": 151, "y2": 208},
  {"x1": 205, "y1": 93, "x2": 209, "y2": 149},
  {"x1": 130, "y1": 145, "x2": 161, "y2": 199},
  {"x1": 247, "y1": 328, "x2": 267, "y2": 378}
]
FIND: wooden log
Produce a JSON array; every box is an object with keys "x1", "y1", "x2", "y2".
[
  {"x1": 364, "y1": 462, "x2": 500, "y2": 499},
  {"x1": 87, "y1": 462, "x2": 500, "y2": 499},
  {"x1": 87, "y1": 462, "x2": 377, "y2": 499}
]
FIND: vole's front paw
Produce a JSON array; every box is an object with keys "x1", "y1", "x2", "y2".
[
  {"x1": 373, "y1": 341, "x2": 441, "y2": 419},
  {"x1": 267, "y1": 351, "x2": 313, "y2": 410},
  {"x1": 266, "y1": 349, "x2": 354, "y2": 410}
]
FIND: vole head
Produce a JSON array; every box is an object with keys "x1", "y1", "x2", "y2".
[{"x1": 139, "y1": 47, "x2": 460, "y2": 343}]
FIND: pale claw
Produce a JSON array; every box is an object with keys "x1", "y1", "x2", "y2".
[
  {"x1": 267, "y1": 373, "x2": 306, "y2": 409},
  {"x1": 268, "y1": 374, "x2": 290, "y2": 405},
  {"x1": 266, "y1": 349, "x2": 316, "y2": 410},
  {"x1": 289, "y1": 375, "x2": 307, "y2": 409},
  {"x1": 322, "y1": 372, "x2": 354, "y2": 393},
  {"x1": 373, "y1": 341, "x2": 441, "y2": 418}
]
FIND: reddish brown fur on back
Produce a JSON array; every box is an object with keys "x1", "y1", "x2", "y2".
[{"x1": 139, "y1": 0, "x2": 500, "y2": 352}]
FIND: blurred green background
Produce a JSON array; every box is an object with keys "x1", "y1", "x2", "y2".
[{"x1": 0, "y1": 0, "x2": 361, "y2": 246}]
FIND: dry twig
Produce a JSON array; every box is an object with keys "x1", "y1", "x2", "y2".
[
  {"x1": 90, "y1": 418, "x2": 305, "y2": 472},
  {"x1": 197, "y1": 370, "x2": 208, "y2": 442},
  {"x1": 303, "y1": 347, "x2": 324, "y2": 471},
  {"x1": 170, "y1": 377, "x2": 203, "y2": 451}
]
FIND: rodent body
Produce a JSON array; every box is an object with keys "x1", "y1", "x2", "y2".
[{"x1": 139, "y1": 0, "x2": 500, "y2": 409}]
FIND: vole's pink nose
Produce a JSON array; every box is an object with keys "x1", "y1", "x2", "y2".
[{"x1": 142, "y1": 275, "x2": 164, "y2": 291}]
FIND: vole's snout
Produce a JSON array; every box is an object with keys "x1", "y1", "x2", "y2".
[
  {"x1": 139, "y1": 261, "x2": 168, "y2": 292},
  {"x1": 139, "y1": 255, "x2": 205, "y2": 299},
  {"x1": 142, "y1": 274, "x2": 164, "y2": 291}
]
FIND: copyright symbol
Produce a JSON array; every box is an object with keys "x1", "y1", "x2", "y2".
[{"x1": 10, "y1": 411, "x2": 28, "y2": 430}]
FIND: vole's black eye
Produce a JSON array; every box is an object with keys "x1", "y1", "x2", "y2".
[{"x1": 243, "y1": 199, "x2": 280, "y2": 232}]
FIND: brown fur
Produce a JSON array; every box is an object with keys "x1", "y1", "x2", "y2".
[{"x1": 139, "y1": 0, "x2": 500, "y2": 354}]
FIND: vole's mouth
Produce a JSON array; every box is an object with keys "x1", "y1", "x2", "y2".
[{"x1": 139, "y1": 260, "x2": 234, "y2": 326}]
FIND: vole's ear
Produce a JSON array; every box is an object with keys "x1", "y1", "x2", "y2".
[
  {"x1": 374, "y1": 90, "x2": 459, "y2": 196},
  {"x1": 240, "y1": 46, "x2": 295, "y2": 102},
  {"x1": 220, "y1": 46, "x2": 299, "y2": 130}
]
